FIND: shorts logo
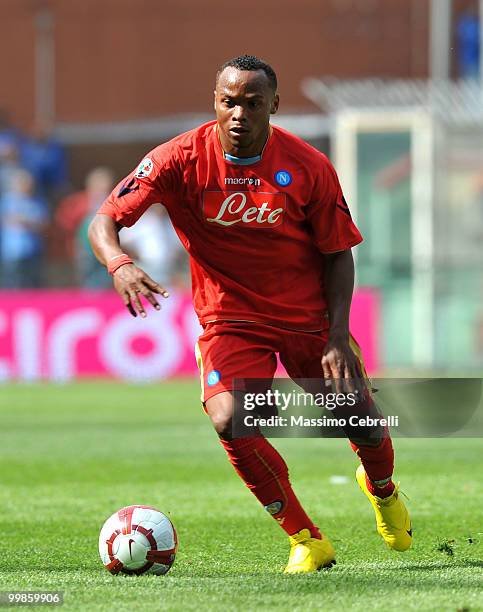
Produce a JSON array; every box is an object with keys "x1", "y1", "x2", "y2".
[
  {"x1": 207, "y1": 370, "x2": 221, "y2": 386},
  {"x1": 204, "y1": 191, "x2": 285, "y2": 228},
  {"x1": 135, "y1": 158, "x2": 153, "y2": 178},
  {"x1": 275, "y1": 170, "x2": 292, "y2": 186},
  {"x1": 264, "y1": 501, "x2": 283, "y2": 515}
]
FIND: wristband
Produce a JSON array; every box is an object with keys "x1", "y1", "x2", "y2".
[{"x1": 107, "y1": 254, "x2": 134, "y2": 276}]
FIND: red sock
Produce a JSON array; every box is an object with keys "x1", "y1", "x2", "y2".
[
  {"x1": 220, "y1": 436, "x2": 320, "y2": 538},
  {"x1": 351, "y1": 436, "x2": 395, "y2": 498}
]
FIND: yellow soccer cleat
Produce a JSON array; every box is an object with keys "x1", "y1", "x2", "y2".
[
  {"x1": 284, "y1": 528, "x2": 336, "y2": 574},
  {"x1": 356, "y1": 465, "x2": 412, "y2": 552}
]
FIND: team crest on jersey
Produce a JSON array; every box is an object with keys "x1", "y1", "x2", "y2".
[
  {"x1": 275, "y1": 169, "x2": 292, "y2": 186},
  {"x1": 135, "y1": 157, "x2": 153, "y2": 178},
  {"x1": 207, "y1": 370, "x2": 221, "y2": 386}
]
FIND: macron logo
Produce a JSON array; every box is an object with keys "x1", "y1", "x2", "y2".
[{"x1": 225, "y1": 177, "x2": 261, "y2": 186}]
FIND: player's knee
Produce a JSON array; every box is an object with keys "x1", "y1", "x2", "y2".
[
  {"x1": 211, "y1": 414, "x2": 233, "y2": 438},
  {"x1": 205, "y1": 392, "x2": 234, "y2": 439}
]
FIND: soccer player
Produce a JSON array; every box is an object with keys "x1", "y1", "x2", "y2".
[{"x1": 88, "y1": 55, "x2": 412, "y2": 573}]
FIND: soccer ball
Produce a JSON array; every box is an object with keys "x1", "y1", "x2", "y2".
[{"x1": 99, "y1": 505, "x2": 177, "y2": 575}]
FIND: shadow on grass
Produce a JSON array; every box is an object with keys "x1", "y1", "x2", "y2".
[
  {"x1": 1, "y1": 558, "x2": 482, "y2": 581},
  {"x1": 378, "y1": 560, "x2": 483, "y2": 571}
]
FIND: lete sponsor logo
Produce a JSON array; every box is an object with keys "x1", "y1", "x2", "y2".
[{"x1": 204, "y1": 191, "x2": 285, "y2": 227}]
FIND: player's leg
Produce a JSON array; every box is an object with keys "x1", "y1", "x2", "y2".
[
  {"x1": 347, "y1": 336, "x2": 412, "y2": 551},
  {"x1": 280, "y1": 329, "x2": 411, "y2": 552},
  {"x1": 196, "y1": 322, "x2": 335, "y2": 572},
  {"x1": 206, "y1": 390, "x2": 320, "y2": 537},
  {"x1": 205, "y1": 391, "x2": 335, "y2": 573}
]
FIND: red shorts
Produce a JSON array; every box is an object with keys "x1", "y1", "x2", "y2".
[{"x1": 195, "y1": 321, "x2": 366, "y2": 403}]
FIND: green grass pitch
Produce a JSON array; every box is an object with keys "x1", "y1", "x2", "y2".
[{"x1": 0, "y1": 381, "x2": 482, "y2": 611}]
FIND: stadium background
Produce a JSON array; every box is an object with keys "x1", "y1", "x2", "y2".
[
  {"x1": 1, "y1": 0, "x2": 482, "y2": 379},
  {"x1": 1, "y1": 2, "x2": 483, "y2": 611}
]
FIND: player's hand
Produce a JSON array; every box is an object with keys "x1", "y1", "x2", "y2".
[
  {"x1": 321, "y1": 336, "x2": 363, "y2": 395},
  {"x1": 112, "y1": 263, "x2": 169, "y2": 318}
]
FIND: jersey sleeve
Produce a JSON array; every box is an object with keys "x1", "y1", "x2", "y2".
[
  {"x1": 97, "y1": 143, "x2": 181, "y2": 227},
  {"x1": 306, "y1": 156, "x2": 363, "y2": 253}
]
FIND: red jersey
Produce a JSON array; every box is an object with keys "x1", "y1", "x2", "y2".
[{"x1": 98, "y1": 121, "x2": 362, "y2": 331}]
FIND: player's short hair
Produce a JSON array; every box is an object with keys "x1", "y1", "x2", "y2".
[{"x1": 216, "y1": 55, "x2": 278, "y2": 92}]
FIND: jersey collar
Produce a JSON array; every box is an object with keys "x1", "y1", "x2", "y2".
[{"x1": 223, "y1": 152, "x2": 262, "y2": 165}]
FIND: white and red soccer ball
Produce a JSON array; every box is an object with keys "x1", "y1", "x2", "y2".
[{"x1": 99, "y1": 505, "x2": 177, "y2": 576}]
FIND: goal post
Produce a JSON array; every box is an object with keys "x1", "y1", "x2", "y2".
[{"x1": 333, "y1": 109, "x2": 435, "y2": 369}]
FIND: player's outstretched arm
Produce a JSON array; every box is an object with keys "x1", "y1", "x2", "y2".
[
  {"x1": 88, "y1": 214, "x2": 169, "y2": 318},
  {"x1": 321, "y1": 249, "x2": 362, "y2": 392}
]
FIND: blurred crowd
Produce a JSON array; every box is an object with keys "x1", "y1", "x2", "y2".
[
  {"x1": 0, "y1": 0, "x2": 479, "y2": 292},
  {"x1": 0, "y1": 110, "x2": 186, "y2": 290}
]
